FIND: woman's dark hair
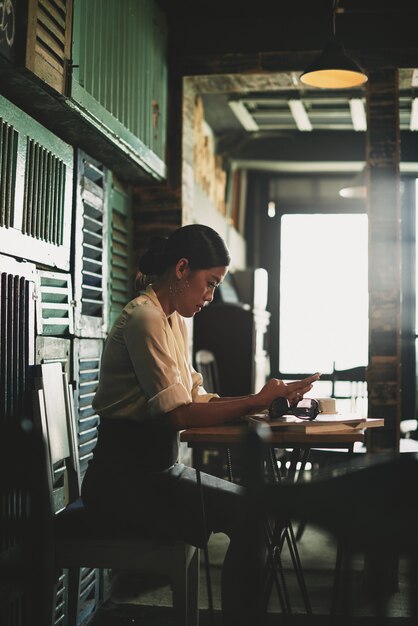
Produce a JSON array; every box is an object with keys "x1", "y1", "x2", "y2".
[{"x1": 136, "y1": 224, "x2": 230, "y2": 290}]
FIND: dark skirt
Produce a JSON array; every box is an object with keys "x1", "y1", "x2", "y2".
[{"x1": 81, "y1": 417, "x2": 247, "y2": 548}]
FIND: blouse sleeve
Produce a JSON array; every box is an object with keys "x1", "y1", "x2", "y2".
[
  {"x1": 123, "y1": 306, "x2": 191, "y2": 417},
  {"x1": 190, "y1": 367, "x2": 220, "y2": 403}
]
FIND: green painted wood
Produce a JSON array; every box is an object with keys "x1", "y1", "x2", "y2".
[
  {"x1": 0, "y1": 115, "x2": 18, "y2": 228},
  {"x1": 71, "y1": 0, "x2": 167, "y2": 178},
  {"x1": 0, "y1": 93, "x2": 73, "y2": 270},
  {"x1": 108, "y1": 175, "x2": 133, "y2": 328}
]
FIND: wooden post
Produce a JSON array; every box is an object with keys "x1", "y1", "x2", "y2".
[
  {"x1": 366, "y1": 68, "x2": 401, "y2": 454},
  {"x1": 365, "y1": 68, "x2": 401, "y2": 594}
]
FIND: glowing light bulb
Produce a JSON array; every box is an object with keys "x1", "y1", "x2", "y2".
[{"x1": 268, "y1": 201, "x2": 276, "y2": 218}]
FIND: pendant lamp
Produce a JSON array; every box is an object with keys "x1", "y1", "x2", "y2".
[
  {"x1": 300, "y1": 39, "x2": 368, "y2": 89},
  {"x1": 300, "y1": 1, "x2": 368, "y2": 89}
]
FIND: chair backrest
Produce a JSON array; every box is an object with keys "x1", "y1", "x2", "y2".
[
  {"x1": 330, "y1": 364, "x2": 367, "y2": 415},
  {"x1": 33, "y1": 362, "x2": 81, "y2": 509},
  {"x1": 195, "y1": 349, "x2": 220, "y2": 394}
]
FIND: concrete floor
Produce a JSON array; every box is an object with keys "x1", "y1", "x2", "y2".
[{"x1": 89, "y1": 524, "x2": 414, "y2": 626}]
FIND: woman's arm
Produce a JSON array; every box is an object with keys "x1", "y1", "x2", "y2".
[{"x1": 166, "y1": 374, "x2": 320, "y2": 430}]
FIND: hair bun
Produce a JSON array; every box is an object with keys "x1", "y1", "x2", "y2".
[
  {"x1": 137, "y1": 236, "x2": 168, "y2": 276},
  {"x1": 149, "y1": 236, "x2": 167, "y2": 254}
]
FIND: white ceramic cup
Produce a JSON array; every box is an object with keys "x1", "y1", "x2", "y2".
[{"x1": 317, "y1": 397, "x2": 337, "y2": 414}]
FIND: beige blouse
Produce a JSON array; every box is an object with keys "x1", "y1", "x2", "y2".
[{"x1": 92, "y1": 285, "x2": 217, "y2": 421}]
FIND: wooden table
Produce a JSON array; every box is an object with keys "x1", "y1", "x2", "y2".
[
  {"x1": 180, "y1": 420, "x2": 378, "y2": 620},
  {"x1": 180, "y1": 422, "x2": 366, "y2": 480},
  {"x1": 180, "y1": 422, "x2": 366, "y2": 447}
]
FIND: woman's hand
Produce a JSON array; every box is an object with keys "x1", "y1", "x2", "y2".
[{"x1": 253, "y1": 373, "x2": 320, "y2": 409}]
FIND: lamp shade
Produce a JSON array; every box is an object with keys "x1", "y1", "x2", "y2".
[{"x1": 300, "y1": 40, "x2": 368, "y2": 89}]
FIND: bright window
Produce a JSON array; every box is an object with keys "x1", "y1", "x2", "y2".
[{"x1": 279, "y1": 213, "x2": 369, "y2": 376}]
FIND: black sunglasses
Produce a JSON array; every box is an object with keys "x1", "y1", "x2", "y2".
[{"x1": 269, "y1": 397, "x2": 320, "y2": 421}]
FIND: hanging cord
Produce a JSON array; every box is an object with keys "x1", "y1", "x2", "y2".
[{"x1": 332, "y1": 0, "x2": 337, "y2": 37}]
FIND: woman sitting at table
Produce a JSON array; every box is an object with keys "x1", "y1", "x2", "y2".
[{"x1": 81, "y1": 223, "x2": 319, "y2": 626}]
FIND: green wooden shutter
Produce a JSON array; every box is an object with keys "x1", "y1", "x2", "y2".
[
  {"x1": 73, "y1": 151, "x2": 108, "y2": 338},
  {"x1": 150, "y1": 6, "x2": 168, "y2": 159},
  {"x1": 0, "y1": 94, "x2": 73, "y2": 270},
  {"x1": 0, "y1": 114, "x2": 18, "y2": 228},
  {"x1": 72, "y1": 338, "x2": 102, "y2": 478},
  {"x1": 108, "y1": 179, "x2": 133, "y2": 328},
  {"x1": 71, "y1": 337, "x2": 107, "y2": 623}
]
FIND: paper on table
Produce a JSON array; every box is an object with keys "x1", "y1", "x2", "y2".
[{"x1": 242, "y1": 413, "x2": 384, "y2": 434}]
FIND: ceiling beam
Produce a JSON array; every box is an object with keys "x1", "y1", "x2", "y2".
[
  {"x1": 349, "y1": 99, "x2": 367, "y2": 131},
  {"x1": 228, "y1": 101, "x2": 259, "y2": 131},
  {"x1": 231, "y1": 160, "x2": 418, "y2": 173},
  {"x1": 410, "y1": 98, "x2": 418, "y2": 131},
  {"x1": 288, "y1": 100, "x2": 313, "y2": 131}
]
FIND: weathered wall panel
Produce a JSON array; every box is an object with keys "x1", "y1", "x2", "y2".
[{"x1": 366, "y1": 68, "x2": 401, "y2": 451}]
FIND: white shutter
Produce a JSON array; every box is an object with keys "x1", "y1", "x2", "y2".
[
  {"x1": 0, "y1": 94, "x2": 73, "y2": 270},
  {"x1": 36, "y1": 270, "x2": 74, "y2": 336}
]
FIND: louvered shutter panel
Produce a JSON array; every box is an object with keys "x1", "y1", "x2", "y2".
[
  {"x1": 72, "y1": 338, "x2": 102, "y2": 623},
  {"x1": 0, "y1": 254, "x2": 36, "y2": 624},
  {"x1": 34, "y1": 345, "x2": 99, "y2": 625},
  {"x1": 0, "y1": 254, "x2": 36, "y2": 422},
  {"x1": 26, "y1": 0, "x2": 73, "y2": 94},
  {"x1": 73, "y1": 151, "x2": 108, "y2": 338},
  {"x1": 72, "y1": 338, "x2": 102, "y2": 478},
  {"x1": 0, "y1": 113, "x2": 18, "y2": 228},
  {"x1": 36, "y1": 270, "x2": 74, "y2": 336},
  {"x1": 76, "y1": 567, "x2": 100, "y2": 625},
  {"x1": 108, "y1": 181, "x2": 133, "y2": 328},
  {"x1": 0, "y1": 94, "x2": 73, "y2": 270},
  {"x1": 53, "y1": 571, "x2": 70, "y2": 626},
  {"x1": 49, "y1": 459, "x2": 70, "y2": 626}
]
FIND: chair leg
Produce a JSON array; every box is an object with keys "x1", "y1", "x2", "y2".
[
  {"x1": 187, "y1": 547, "x2": 200, "y2": 626},
  {"x1": 172, "y1": 546, "x2": 200, "y2": 626},
  {"x1": 295, "y1": 519, "x2": 306, "y2": 541}
]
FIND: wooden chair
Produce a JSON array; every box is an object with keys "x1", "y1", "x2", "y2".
[
  {"x1": 195, "y1": 349, "x2": 236, "y2": 482},
  {"x1": 330, "y1": 364, "x2": 367, "y2": 416},
  {"x1": 294, "y1": 364, "x2": 367, "y2": 540},
  {"x1": 244, "y1": 424, "x2": 418, "y2": 624},
  {"x1": 33, "y1": 362, "x2": 199, "y2": 626},
  {"x1": 195, "y1": 349, "x2": 220, "y2": 395}
]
